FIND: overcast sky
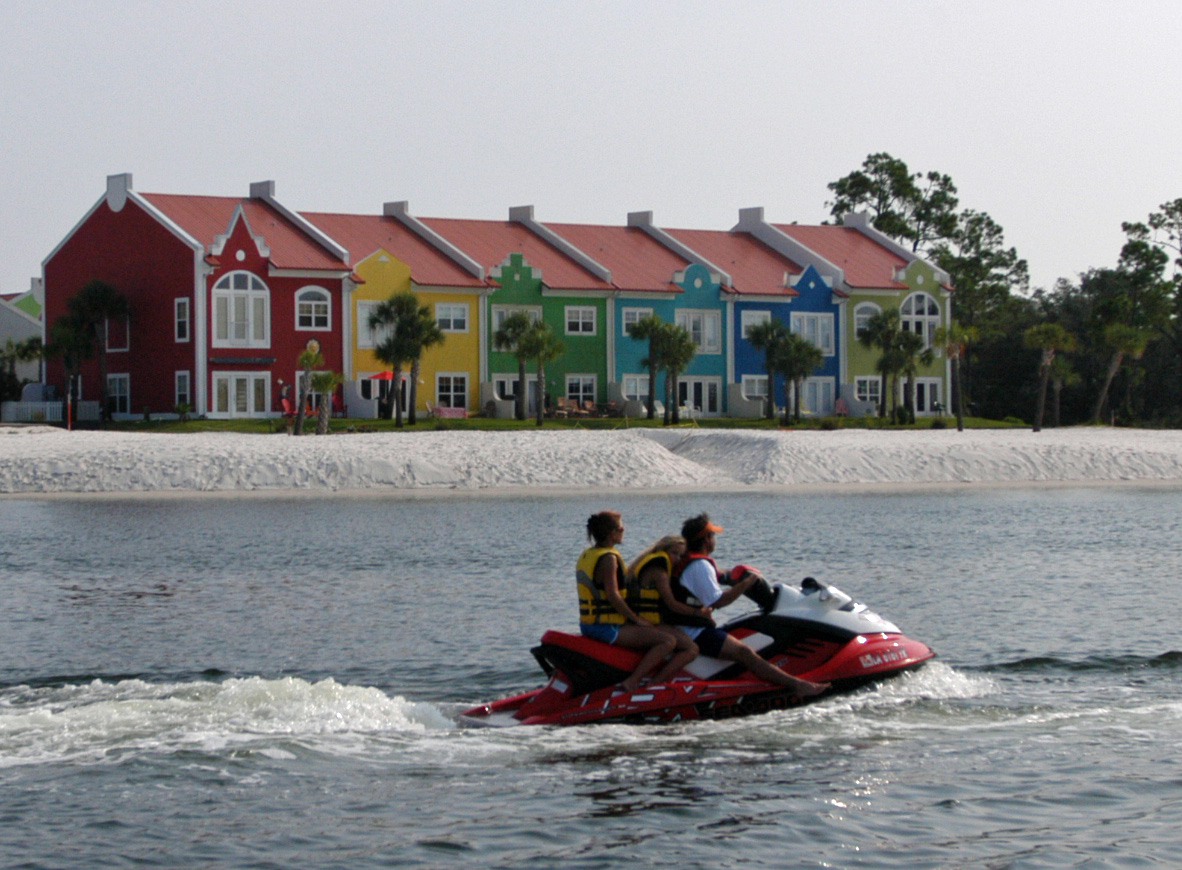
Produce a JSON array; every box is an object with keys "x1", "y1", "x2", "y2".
[{"x1": 2, "y1": 0, "x2": 1179, "y2": 299}]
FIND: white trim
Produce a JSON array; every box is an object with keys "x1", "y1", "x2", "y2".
[
  {"x1": 565, "y1": 373, "x2": 597, "y2": 405},
  {"x1": 564, "y1": 305, "x2": 597, "y2": 336},
  {"x1": 740, "y1": 309, "x2": 771, "y2": 336},
  {"x1": 174, "y1": 297, "x2": 191, "y2": 343},
  {"x1": 435, "y1": 371, "x2": 469, "y2": 409},
  {"x1": 106, "y1": 373, "x2": 130, "y2": 415},
  {"x1": 435, "y1": 301, "x2": 470, "y2": 333},
  {"x1": 294, "y1": 285, "x2": 331, "y2": 331},
  {"x1": 175, "y1": 370, "x2": 192, "y2": 408},
  {"x1": 105, "y1": 316, "x2": 129, "y2": 353}
]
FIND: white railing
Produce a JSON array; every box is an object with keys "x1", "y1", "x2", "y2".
[{"x1": 1, "y1": 401, "x2": 101, "y2": 423}]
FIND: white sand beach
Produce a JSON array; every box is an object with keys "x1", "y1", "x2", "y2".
[{"x1": 4, "y1": 425, "x2": 1182, "y2": 496}]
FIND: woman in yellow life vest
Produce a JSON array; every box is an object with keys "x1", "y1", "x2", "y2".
[
  {"x1": 627, "y1": 535, "x2": 712, "y2": 631},
  {"x1": 577, "y1": 512, "x2": 698, "y2": 692}
]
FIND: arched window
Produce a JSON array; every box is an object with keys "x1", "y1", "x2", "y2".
[
  {"x1": 900, "y1": 292, "x2": 940, "y2": 348},
  {"x1": 854, "y1": 302, "x2": 881, "y2": 339},
  {"x1": 213, "y1": 271, "x2": 269, "y2": 348},
  {"x1": 296, "y1": 286, "x2": 331, "y2": 330}
]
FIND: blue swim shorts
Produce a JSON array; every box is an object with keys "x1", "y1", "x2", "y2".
[
  {"x1": 580, "y1": 623, "x2": 620, "y2": 644},
  {"x1": 695, "y1": 626, "x2": 729, "y2": 658}
]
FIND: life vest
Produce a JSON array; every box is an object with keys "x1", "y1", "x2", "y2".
[
  {"x1": 576, "y1": 546, "x2": 628, "y2": 625},
  {"x1": 663, "y1": 552, "x2": 717, "y2": 628},
  {"x1": 628, "y1": 551, "x2": 670, "y2": 625}
]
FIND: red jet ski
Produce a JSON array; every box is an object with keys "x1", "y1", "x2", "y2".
[{"x1": 460, "y1": 577, "x2": 935, "y2": 726}]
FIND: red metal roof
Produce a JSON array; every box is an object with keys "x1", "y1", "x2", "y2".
[
  {"x1": 663, "y1": 228, "x2": 802, "y2": 296},
  {"x1": 774, "y1": 224, "x2": 908, "y2": 289},
  {"x1": 302, "y1": 212, "x2": 487, "y2": 287},
  {"x1": 142, "y1": 193, "x2": 349, "y2": 272},
  {"x1": 421, "y1": 217, "x2": 614, "y2": 291},
  {"x1": 543, "y1": 222, "x2": 687, "y2": 294}
]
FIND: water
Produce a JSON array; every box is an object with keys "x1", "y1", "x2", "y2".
[{"x1": 3, "y1": 487, "x2": 1182, "y2": 869}]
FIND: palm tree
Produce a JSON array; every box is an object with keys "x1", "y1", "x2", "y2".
[
  {"x1": 405, "y1": 305, "x2": 446, "y2": 425},
  {"x1": 934, "y1": 322, "x2": 978, "y2": 431},
  {"x1": 45, "y1": 313, "x2": 94, "y2": 429},
  {"x1": 660, "y1": 323, "x2": 696, "y2": 425},
  {"x1": 1024, "y1": 322, "x2": 1075, "y2": 432},
  {"x1": 626, "y1": 313, "x2": 667, "y2": 420},
  {"x1": 493, "y1": 311, "x2": 534, "y2": 420},
  {"x1": 1049, "y1": 355, "x2": 1079, "y2": 429},
  {"x1": 745, "y1": 318, "x2": 789, "y2": 420},
  {"x1": 368, "y1": 292, "x2": 421, "y2": 427},
  {"x1": 859, "y1": 308, "x2": 902, "y2": 419},
  {"x1": 519, "y1": 320, "x2": 564, "y2": 427},
  {"x1": 1090, "y1": 323, "x2": 1151, "y2": 424},
  {"x1": 293, "y1": 344, "x2": 323, "y2": 435},
  {"x1": 897, "y1": 330, "x2": 935, "y2": 424},
  {"x1": 310, "y1": 370, "x2": 344, "y2": 435},
  {"x1": 1, "y1": 337, "x2": 42, "y2": 402},
  {"x1": 773, "y1": 332, "x2": 824, "y2": 425},
  {"x1": 67, "y1": 280, "x2": 130, "y2": 423}
]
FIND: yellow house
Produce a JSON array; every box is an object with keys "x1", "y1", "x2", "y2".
[{"x1": 305, "y1": 208, "x2": 489, "y2": 417}]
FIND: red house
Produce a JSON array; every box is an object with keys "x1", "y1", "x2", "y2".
[{"x1": 42, "y1": 174, "x2": 354, "y2": 419}]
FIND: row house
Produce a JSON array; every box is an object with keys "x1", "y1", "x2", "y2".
[{"x1": 40, "y1": 175, "x2": 951, "y2": 421}]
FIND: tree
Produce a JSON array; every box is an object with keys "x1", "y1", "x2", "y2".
[
  {"x1": 1049, "y1": 355, "x2": 1080, "y2": 429},
  {"x1": 659, "y1": 322, "x2": 696, "y2": 425},
  {"x1": 897, "y1": 330, "x2": 935, "y2": 425},
  {"x1": 0, "y1": 336, "x2": 42, "y2": 402},
  {"x1": 827, "y1": 152, "x2": 959, "y2": 253},
  {"x1": 744, "y1": 318, "x2": 789, "y2": 420},
  {"x1": 626, "y1": 313, "x2": 667, "y2": 420},
  {"x1": 310, "y1": 370, "x2": 344, "y2": 435},
  {"x1": 859, "y1": 308, "x2": 903, "y2": 418},
  {"x1": 404, "y1": 305, "x2": 445, "y2": 425},
  {"x1": 934, "y1": 322, "x2": 978, "y2": 431},
  {"x1": 519, "y1": 320, "x2": 564, "y2": 427},
  {"x1": 1024, "y1": 323, "x2": 1076, "y2": 432},
  {"x1": 368, "y1": 292, "x2": 422, "y2": 427},
  {"x1": 293, "y1": 344, "x2": 323, "y2": 435},
  {"x1": 773, "y1": 332, "x2": 824, "y2": 425},
  {"x1": 67, "y1": 280, "x2": 129, "y2": 423},
  {"x1": 45, "y1": 313, "x2": 94, "y2": 429},
  {"x1": 1090, "y1": 323, "x2": 1151, "y2": 424},
  {"x1": 493, "y1": 311, "x2": 534, "y2": 420}
]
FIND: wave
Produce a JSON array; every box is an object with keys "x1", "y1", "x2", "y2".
[
  {"x1": 0, "y1": 674, "x2": 454, "y2": 768},
  {"x1": 981, "y1": 650, "x2": 1182, "y2": 674}
]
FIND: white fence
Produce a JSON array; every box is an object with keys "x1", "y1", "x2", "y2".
[{"x1": 1, "y1": 401, "x2": 100, "y2": 423}]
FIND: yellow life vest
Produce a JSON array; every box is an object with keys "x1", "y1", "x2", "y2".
[
  {"x1": 628, "y1": 551, "x2": 671, "y2": 625},
  {"x1": 576, "y1": 546, "x2": 628, "y2": 625}
]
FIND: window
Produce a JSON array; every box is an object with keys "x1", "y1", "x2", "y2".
[
  {"x1": 436, "y1": 303, "x2": 469, "y2": 333},
  {"x1": 622, "y1": 307, "x2": 653, "y2": 335},
  {"x1": 175, "y1": 371, "x2": 191, "y2": 408},
  {"x1": 295, "y1": 286, "x2": 330, "y2": 330},
  {"x1": 436, "y1": 373, "x2": 468, "y2": 408},
  {"x1": 901, "y1": 292, "x2": 941, "y2": 349},
  {"x1": 742, "y1": 375, "x2": 769, "y2": 400},
  {"x1": 175, "y1": 298, "x2": 190, "y2": 343},
  {"x1": 106, "y1": 317, "x2": 129, "y2": 352},
  {"x1": 357, "y1": 301, "x2": 392, "y2": 349},
  {"x1": 622, "y1": 374, "x2": 650, "y2": 401},
  {"x1": 565, "y1": 306, "x2": 596, "y2": 335},
  {"x1": 855, "y1": 376, "x2": 882, "y2": 405},
  {"x1": 212, "y1": 372, "x2": 269, "y2": 418},
  {"x1": 790, "y1": 312, "x2": 834, "y2": 355},
  {"x1": 107, "y1": 374, "x2": 129, "y2": 415},
  {"x1": 566, "y1": 374, "x2": 596, "y2": 405},
  {"x1": 494, "y1": 375, "x2": 538, "y2": 412},
  {"x1": 213, "y1": 271, "x2": 269, "y2": 348},
  {"x1": 676, "y1": 309, "x2": 721, "y2": 354},
  {"x1": 741, "y1": 310, "x2": 771, "y2": 337},
  {"x1": 800, "y1": 378, "x2": 836, "y2": 416},
  {"x1": 492, "y1": 305, "x2": 541, "y2": 332},
  {"x1": 854, "y1": 303, "x2": 880, "y2": 339},
  {"x1": 677, "y1": 377, "x2": 722, "y2": 415}
]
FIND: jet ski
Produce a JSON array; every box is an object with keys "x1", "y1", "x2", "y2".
[{"x1": 460, "y1": 576, "x2": 935, "y2": 726}]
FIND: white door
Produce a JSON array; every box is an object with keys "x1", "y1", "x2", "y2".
[
  {"x1": 677, "y1": 377, "x2": 722, "y2": 416},
  {"x1": 212, "y1": 373, "x2": 270, "y2": 418}
]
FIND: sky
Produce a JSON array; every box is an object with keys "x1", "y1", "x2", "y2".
[{"x1": 2, "y1": 0, "x2": 1180, "y2": 299}]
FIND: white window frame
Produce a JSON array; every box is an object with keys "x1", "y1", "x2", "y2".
[
  {"x1": 436, "y1": 302, "x2": 469, "y2": 333},
  {"x1": 491, "y1": 305, "x2": 542, "y2": 332},
  {"x1": 677, "y1": 376, "x2": 722, "y2": 415},
  {"x1": 565, "y1": 306, "x2": 597, "y2": 336},
  {"x1": 676, "y1": 309, "x2": 722, "y2": 355},
  {"x1": 436, "y1": 372, "x2": 468, "y2": 408},
  {"x1": 175, "y1": 371, "x2": 191, "y2": 408},
  {"x1": 212, "y1": 271, "x2": 270, "y2": 349},
  {"x1": 622, "y1": 307, "x2": 654, "y2": 336},
  {"x1": 174, "y1": 298, "x2": 190, "y2": 343},
  {"x1": 107, "y1": 373, "x2": 129, "y2": 416},
  {"x1": 901, "y1": 292, "x2": 941, "y2": 349},
  {"x1": 295, "y1": 286, "x2": 331, "y2": 331},
  {"x1": 854, "y1": 302, "x2": 881, "y2": 340},
  {"x1": 741, "y1": 310, "x2": 771, "y2": 337},
  {"x1": 901, "y1": 377, "x2": 943, "y2": 415},
  {"x1": 855, "y1": 376, "x2": 882, "y2": 406},
  {"x1": 742, "y1": 374, "x2": 769, "y2": 400},
  {"x1": 211, "y1": 372, "x2": 271, "y2": 418},
  {"x1": 622, "y1": 374, "x2": 650, "y2": 402},
  {"x1": 105, "y1": 317, "x2": 129, "y2": 353},
  {"x1": 790, "y1": 312, "x2": 835, "y2": 356},
  {"x1": 357, "y1": 300, "x2": 389, "y2": 349},
  {"x1": 566, "y1": 374, "x2": 596, "y2": 406},
  {"x1": 494, "y1": 374, "x2": 539, "y2": 412}
]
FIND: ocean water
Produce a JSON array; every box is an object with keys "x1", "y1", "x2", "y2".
[{"x1": 3, "y1": 487, "x2": 1182, "y2": 869}]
